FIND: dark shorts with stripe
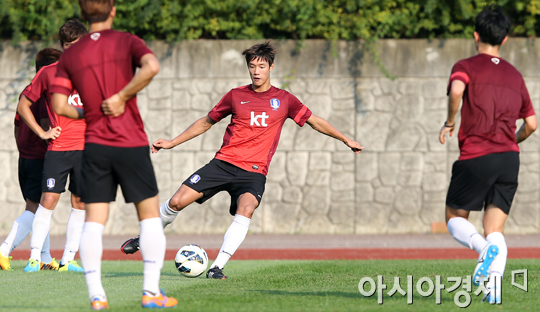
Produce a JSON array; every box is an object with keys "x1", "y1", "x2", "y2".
[
  {"x1": 446, "y1": 152, "x2": 519, "y2": 215},
  {"x1": 18, "y1": 157, "x2": 44, "y2": 203},
  {"x1": 42, "y1": 150, "x2": 83, "y2": 196},
  {"x1": 183, "y1": 159, "x2": 266, "y2": 216},
  {"x1": 81, "y1": 143, "x2": 158, "y2": 203}
]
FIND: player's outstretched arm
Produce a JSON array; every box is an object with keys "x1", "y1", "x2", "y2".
[
  {"x1": 102, "y1": 53, "x2": 160, "y2": 117},
  {"x1": 439, "y1": 80, "x2": 465, "y2": 144},
  {"x1": 152, "y1": 116, "x2": 216, "y2": 153},
  {"x1": 516, "y1": 115, "x2": 537, "y2": 143},
  {"x1": 306, "y1": 114, "x2": 363, "y2": 153},
  {"x1": 18, "y1": 95, "x2": 61, "y2": 140}
]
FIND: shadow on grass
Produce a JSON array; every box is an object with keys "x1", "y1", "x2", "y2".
[
  {"x1": 248, "y1": 289, "x2": 458, "y2": 304},
  {"x1": 104, "y1": 271, "x2": 179, "y2": 278}
]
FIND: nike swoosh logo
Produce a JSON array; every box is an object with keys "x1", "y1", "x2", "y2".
[{"x1": 241, "y1": 101, "x2": 250, "y2": 104}]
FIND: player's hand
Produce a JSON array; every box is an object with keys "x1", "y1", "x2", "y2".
[
  {"x1": 40, "y1": 126, "x2": 61, "y2": 140},
  {"x1": 102, "y1": 93, "x2": 127, "y2": 117},
  {"x1": 152, "y1": 138, "x2": 174, "y2": 153},
  {"x1": 439, "y1": 122, "x2": 455, "y2": 144},
  {"x1": 345, "y1": 139, "x2": 363, "y2": 154}
]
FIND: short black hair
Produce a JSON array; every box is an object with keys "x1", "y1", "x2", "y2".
[
  {"x1": 475, "y1": 5, "x2": 511, "y2": 46},
  {"x1": 35, "y1": 48, "x2": 62, "y2": 72},
  {"x1": 79, "y1": 0, "x2": 115, "y2": 24},
  {"x1": 59, "y1": 20, "x2": 88, "y2": 47},
  {"x1": 242, "y1": 41, "x2": 277, "y2": 66}
]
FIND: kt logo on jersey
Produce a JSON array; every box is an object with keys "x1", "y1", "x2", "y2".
[{"x1": 250, "y1": 112, "x2": 269, "y2": 127}]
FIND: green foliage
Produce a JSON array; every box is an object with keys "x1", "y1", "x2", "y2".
[{"x1": 2, "y1": 0, "x2": 540, "y2": 42}]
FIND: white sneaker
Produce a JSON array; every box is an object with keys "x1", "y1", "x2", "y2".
[{"x1": 473, "y1": 243, "x2": 499, "y2": 286}]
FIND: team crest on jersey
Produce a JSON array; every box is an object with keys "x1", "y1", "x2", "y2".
[
  {"x1": 91, "y1": 33, "x2": 101, "y2": 41},
  {"x1": 491, "y1": 58, "x2": 500, "y2": 65},
  {"x1": 46, "y1": 178, "x2": 55, "y2": 190},
  {"x1": 270, "y1": 98, "x2": 280, "y2": 111},
  {"x1": 189, "y1": 174, "x2": 201, "y2": 184}
]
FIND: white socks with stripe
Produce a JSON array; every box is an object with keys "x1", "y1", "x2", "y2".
[
  {"x1": 486, "y1": 232, "x2": 507, "y2": 276},
  {"x1": 61, "y1": 207, "x2": 86, "y2": 265},
  {"x1": 447, "y1": 217, "x2": 489, "y2": 254},
  {"x1": 159, "y1": 199, "x2": 179, "y2": 228},
  {"x1": 30, "y1": 205, "x2": 53, "y2": 262},
  {"x1": 1, "y1": 210, "x2": 34, "y2": 257},
  {"x1": 80, "y1": 222, "x2": 106, "y2": 301},
  {"x1": 139, "y1": 217, "x2": 166, "y2": 296},
  {"x1": 212, "y1": 214, "x2": 251, "y2": 269}
]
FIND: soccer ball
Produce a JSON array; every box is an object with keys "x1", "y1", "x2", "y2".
[{"x1": 174, "y1": 244, "x2": 209, "y2": 278}]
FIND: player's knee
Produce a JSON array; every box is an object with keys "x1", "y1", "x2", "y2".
[
  {"x1": 168, "y1": 196, "x2": 186, "y2": 211},
  {"x1": 236, "y1": 204, "x2": 256, "y2": 218},
  {"x1": 40, "y1": 193, "x2": 59, "y2": 209}
]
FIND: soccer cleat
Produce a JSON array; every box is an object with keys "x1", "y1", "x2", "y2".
[
  {"x1": 141, "y1": 289, "x2": 178, "y2": 308},
  {"x1": 121, "y1": 236, "x2": 140, "y2": 254},
  {"x1": 206, "y1": 267, "x2": 227, "y2": 279},
  {"x1": 0, "y1": 252, "x2": 12, "y2": 270},
  {"x1": 473, "y1": 243, "x2": 499, "y2": 286},
  {"x1": 23, "y1": 259, "x2": 40, "y2": 272},
  {"x1": 40, "y1": 258, "x2": 59, "y2": 270},
  {"x1": 91, "y1": 296, "x2": 109, "y2": 310},
  {"x1": 59, "y1": 260, "x2": 84, "y2": 272}
]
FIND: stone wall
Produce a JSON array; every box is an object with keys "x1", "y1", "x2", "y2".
[{"x1": 0, "y1": 39, "x2": 539, "y2": 235}]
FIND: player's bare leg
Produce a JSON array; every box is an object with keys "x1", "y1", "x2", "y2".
[
  {"x1": 482, "y1": 205, "x2": 508, "y2": 303},
  {"x1": 208, "y1": 193, "x2": 258, "y2": 279}
]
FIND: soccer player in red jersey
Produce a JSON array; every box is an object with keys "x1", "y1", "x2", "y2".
[
  {"x1": 17, "y1": 20, "x2": 88, "y2": 273},
  {"x1": 440, "y1": 6, "x2": 537, "y2": 303},
  {"x1": 0, "y1": 48, "x2": 62, "y2": 271},
  {"x1": 121, "y1": 42, "x2": 363, "y2": 279},
  {"x1": 51, "y1": 0, "x2": 177, "y2": 309}
]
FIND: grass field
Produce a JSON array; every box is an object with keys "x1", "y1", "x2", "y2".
[{"x1": 1, "y1": 259, "x2": 538, "y2": 311}]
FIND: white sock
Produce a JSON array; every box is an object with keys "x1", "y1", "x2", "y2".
[
  {"x1": 159, "y1": 199, "x2": 179, "y2": 228},
  {"x1": 80, "y1": 222, "x2": 106, "y2": 301},
  {"x1": 30, "y1": 205, "x2": 53, "y2": 262},
  {"x1": 212, "y1": 214, "x2": 251, "y2": 269},
  {"x1": 139, "y1": 218, "x2": 165, "y2": 296},
  {"x1": 487, "y1": 232, "x2": 507, "y2": 277},
  {"x1": 1, "y1": 210, "x2": 34, "y2": 257},
  {"x1": 61, "y1": 208, "x2": 86, "y2": 265},
  {"x1": 41, "y1": 233, "x2": 52, "y2": 264},
  {"x1": 447, "y1": 217, "x2": 488, "y2": 254}
]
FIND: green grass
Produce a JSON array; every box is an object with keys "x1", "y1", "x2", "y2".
[{"x1": 1, "y1": 259, "x2": 538, "y2": 311}]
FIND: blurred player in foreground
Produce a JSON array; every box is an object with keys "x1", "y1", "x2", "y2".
[
  {"x1": 121, "y1": 41, "x2": 363, "y2": 280},
  {"x1": 52, "y1": 0, "x2": 177, "y2": 309},
  {"x1": 440, "y1": 5, "x2": 536, "y2": 304},
  {"x1": 0, "y1": 48, "x2": 61, "y2": 270}
]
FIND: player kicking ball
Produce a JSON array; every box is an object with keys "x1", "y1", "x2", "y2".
[
  {"x1": 17, "y1": 20, "x2": 88, "y2": 273},
  {"x1": 52, "y1": 0, "x2": 177, "y2": 309},
  {"x1": 440, "y1": 5, "x2": 536, "y2": 304},
  {"x1": 121, "y1": 42, "x2": 363, "y2": 279},
  {"x1": 0, "y1": 48, "x2": 62, "y2": 271}
]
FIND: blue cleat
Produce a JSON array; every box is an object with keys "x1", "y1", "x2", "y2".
[
  {"x1": 23, "y1": 259, "x2": 40, "y2": 272},
  {"x1": 59, "y1": 260, "x2": 84, "y2": 272},
  {"x1": 473, "y1": 244, "x2": 499, "y2": 286}
]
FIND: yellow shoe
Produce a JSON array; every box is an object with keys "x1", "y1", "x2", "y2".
[
  {"x1": 40, "y1": 258, "x2": 59, "y2": 270},
  {"x1": 0, "y1": 251, "x2": 12, "y2": 270},
  {"x1": 59, "y1": 260, "x2": 84, "y2": 272},
  {"x1": 91, "y1": 296, "x2": 109, "y2": 310}
]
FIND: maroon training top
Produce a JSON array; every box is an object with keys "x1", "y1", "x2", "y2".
[
  {"x1": 447, "y1": 53, "x2": 535, "y2": 160},
  {"x1": 15, "y1": 88, "x2": 48, "y2": 159},
  {"x1": 51, "y1": 30, "x2": 153, "y2": 148}
]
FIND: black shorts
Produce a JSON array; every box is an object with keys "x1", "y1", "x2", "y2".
[
  {"x1": 446, "y1": 152, "x2": 519, "y2": 214},
  {"x1": 42, "y1": 150, "x2": 83, "y2": 196},
  {"x1": 183, "y1": 159, "x2": 266, "y2": 216},
  {"x1": 81, "y1": 143, "x2": 158, "y2": 203},
  {"x1": 18, "y1": 157, "x2": 44, "y2": 203}
]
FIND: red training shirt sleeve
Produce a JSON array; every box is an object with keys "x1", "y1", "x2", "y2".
[
  {"x1": 130, "y1": 34, "x2": 154, "y2": 67},
  {"x1": 519, "y1": 79, "x2": 535, "y2": 118},
  {"x1": 287, "y1": 93, "x2": 312, "y2": 127},
  {"x1": 447, "y1": 60, "x2": 469, "y2": 95},
  {"x1": 51, "y1": 56, "x2": 73, "y2": 96},
  {"x1": 22, "y1": 66, "x2": 51, "y2": 102},
  {"x1": 208, "y1": 91, "x2": 233, "y2": 122},
  {"x1": 14, "y1": 113, "x2": 20, "y2": 127}
]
